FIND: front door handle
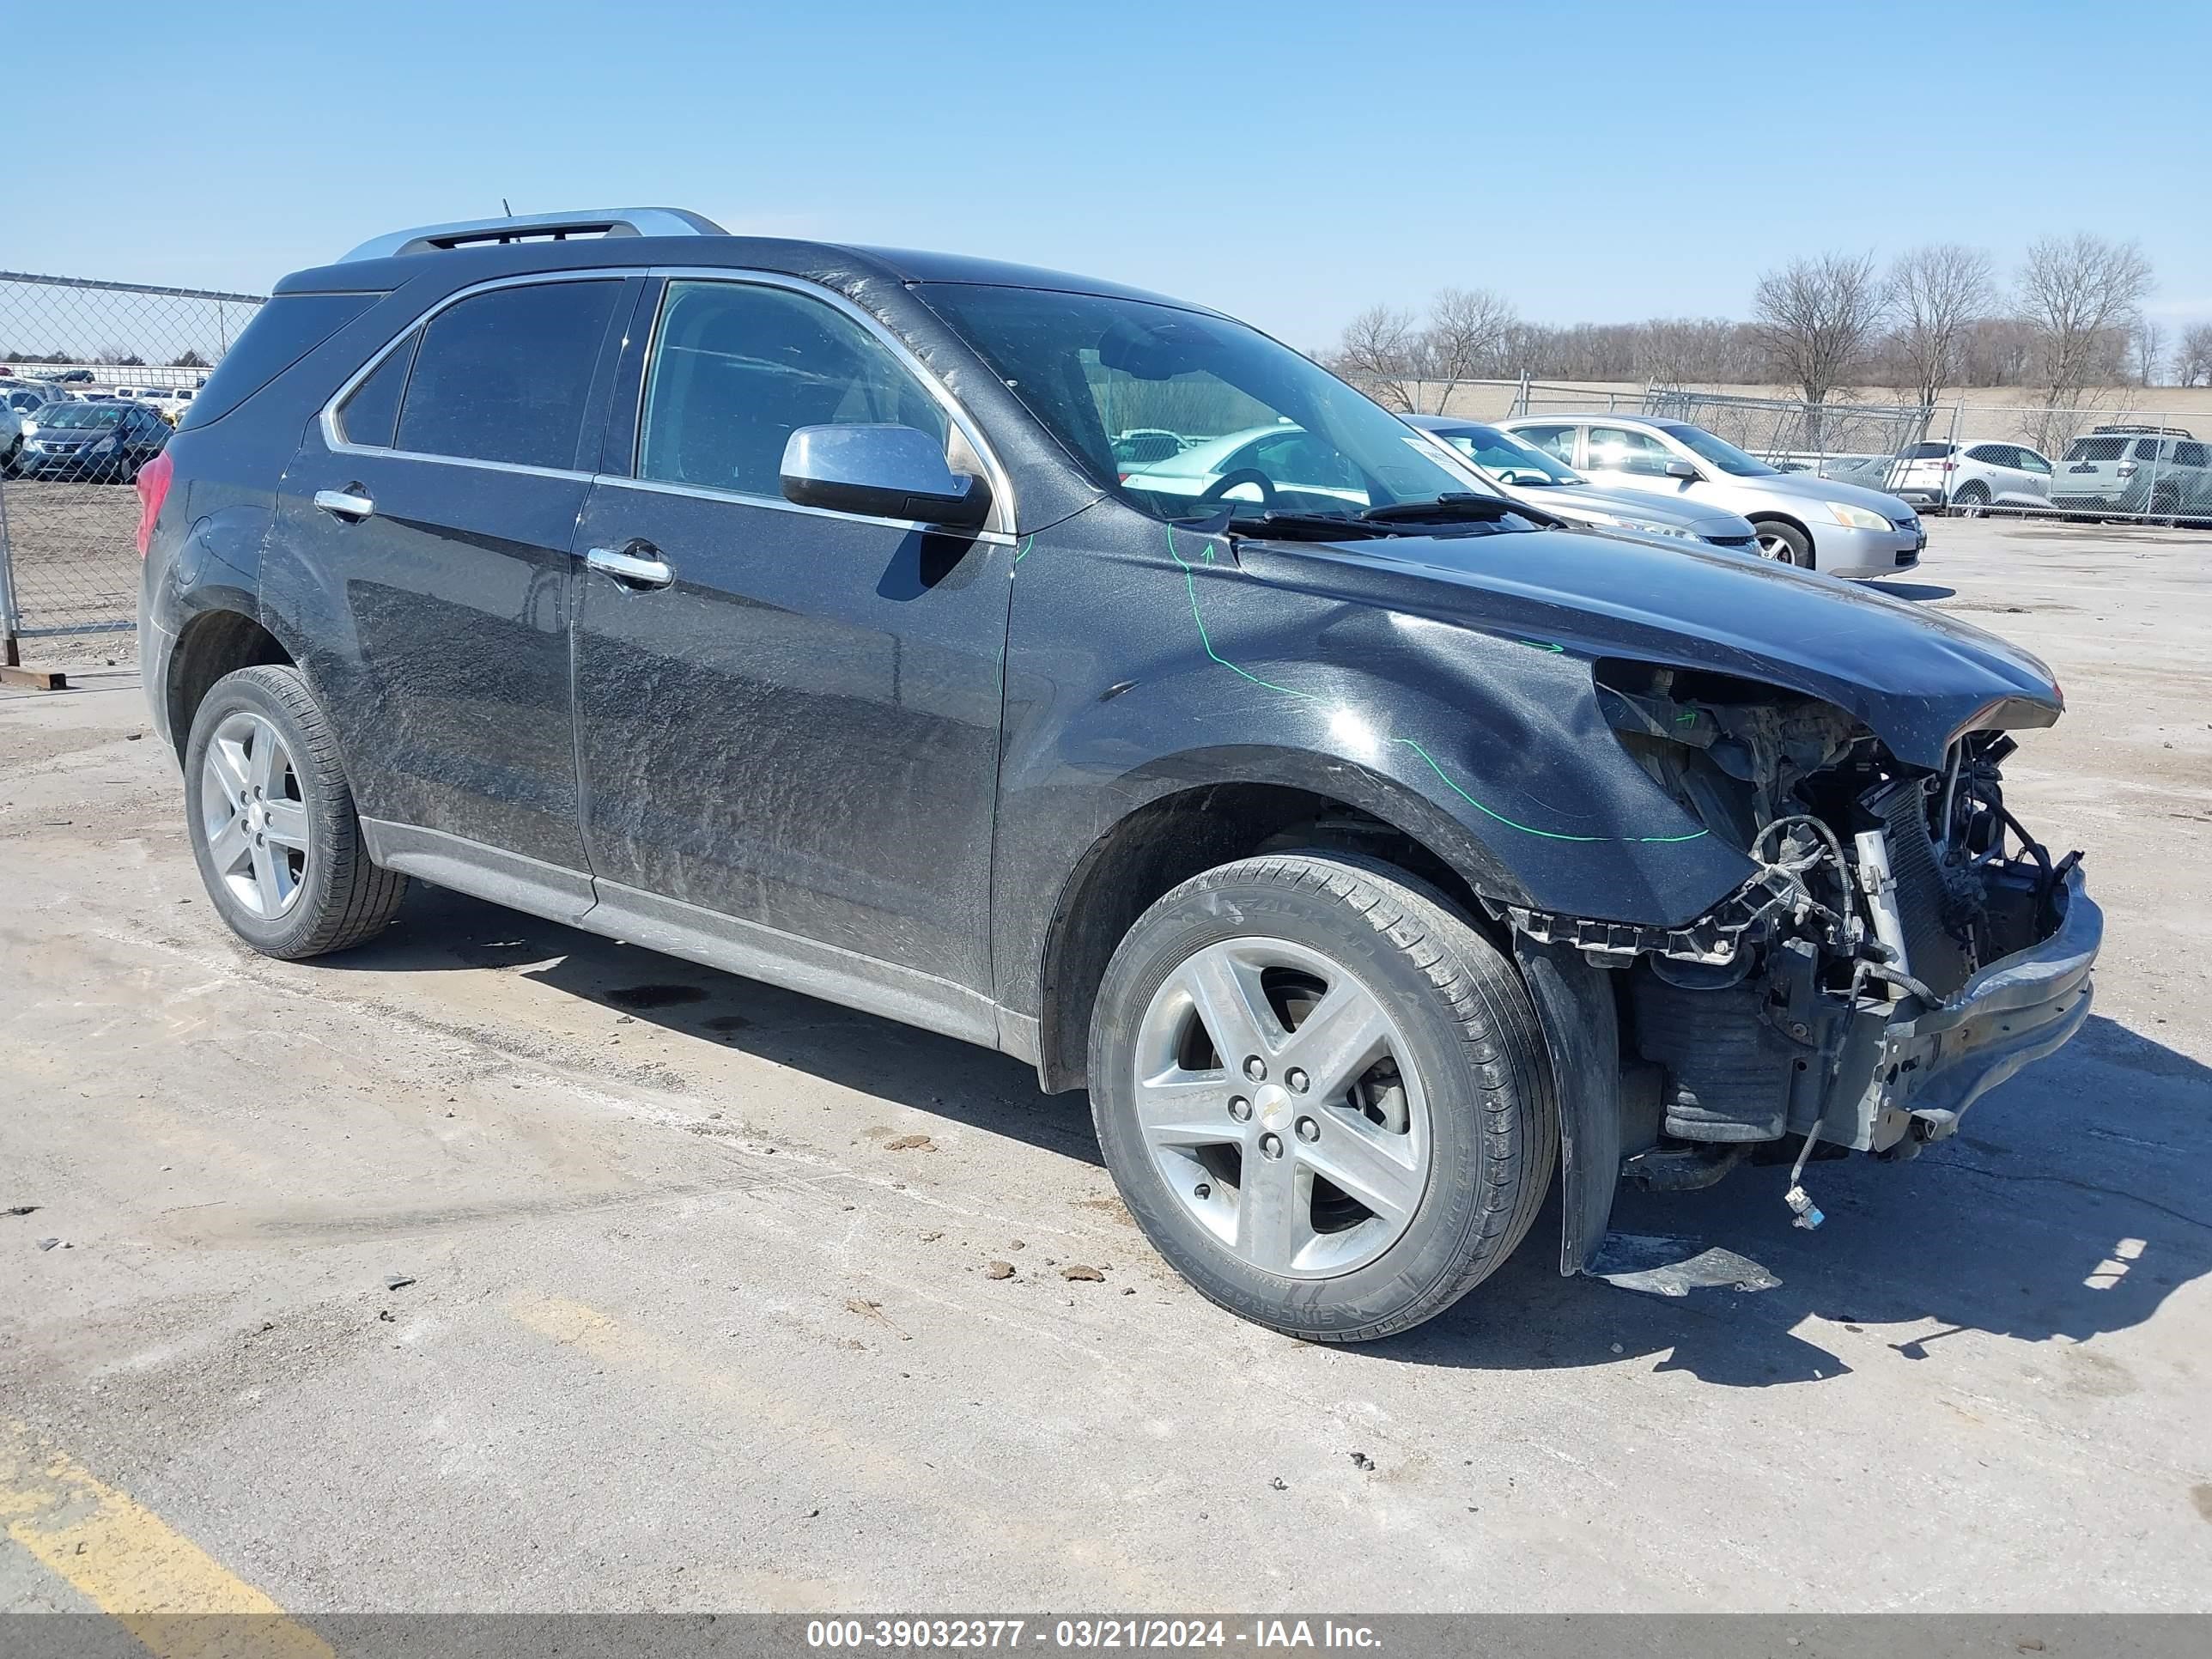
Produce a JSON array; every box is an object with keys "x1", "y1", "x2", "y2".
[
  {"x1": 586, "y1": 544, "x2": 674, "y2": 589},
  {"x1": 313, "y1": 488, "x2": 374, "y2": 522}
]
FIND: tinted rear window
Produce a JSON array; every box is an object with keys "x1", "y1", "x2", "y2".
[
  {"x1": 177, "y1": 292, "x2": 379, "y2": 429},
  {"x1": 2067, "y1": 437, "x2": 2126, "y2": 461},
  {"x1": 1905, "y1": 441, "x2": 1953, "y2": 459},
  {"x1": 393, "y1": 280, "x2": 621, "y2": 470}
]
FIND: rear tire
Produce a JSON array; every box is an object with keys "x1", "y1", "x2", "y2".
[
  {"x1": 1088, "y1": 851, "x2": 1556, "y2": 1343},
  {"x1": 1951, "y1": 481, "x2": 1989, "y2": 514},
  {"x1": 1753, "y1": 520, "x2": 1813, "y2": 568},
  {"x1": 183, "y1": 665, "x2": 408, "y2": 960}
]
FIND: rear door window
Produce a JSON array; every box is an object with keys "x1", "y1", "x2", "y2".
[
  {"x1": 1588, "y1": 425, "x2": 1676, "y2": 476},
  {"x1": 393, "y1": 280, "x2": 623, "y2": 470},
  {"x1": 1514, "y1": 424, "x2": 1578, "y2": 465}
]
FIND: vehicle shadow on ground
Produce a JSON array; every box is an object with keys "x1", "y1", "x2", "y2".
[
  {"x1": 1868, "y1": 580, "x2": 1957, "y2": 601},
  {"x1": 335, "y1": 890, "x2": 2210, "y2": 1386},
  {"x1": 326, "y1": 883, "x2": 1106, "y2": 1169},
  {"x1": 1379, "y1": 1013, "x2": 2212, "y2": 1386}
]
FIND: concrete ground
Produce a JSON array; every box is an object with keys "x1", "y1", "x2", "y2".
[{"x1": 3, "y1": 516, "x2": 2209, "y2": 1616}]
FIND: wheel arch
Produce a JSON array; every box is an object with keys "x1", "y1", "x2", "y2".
[
  {"x1": 165, "y1": 605, "x2": 295, "y2": 762},
  {"x1": 1746, "y1": 507, "x2": 1815, "y2": 556},
  {"x1": 1028, "y1": 749, "x2": 1528, "y2": 1096}
]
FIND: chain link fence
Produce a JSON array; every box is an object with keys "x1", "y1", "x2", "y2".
[{"x1": 1, "y1": 271, "x2": 265, "y2": 667}]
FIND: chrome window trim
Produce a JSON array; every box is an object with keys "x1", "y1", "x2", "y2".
[
  {"x1": 318, "y1": 268, "x2": 640, "y2": 468},
  {"x1": 592, "y1": 472, "x2": 1015, "y2": 546},
  {"x1": 315, "y1": 264, "x2": 1019, "y2": 541},
  {"x1": 637, "y1": 266, "x2": 1017, "y2": 538}
]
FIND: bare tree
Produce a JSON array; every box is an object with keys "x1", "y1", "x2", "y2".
[
  {"x1": 1418, "y1": 287, "x2": 1517, "y2": 395},
  {"x1": 1330, "y1": 303, "x2": 1422, "y2": 412},
  {"x1": 1751, "y1": 252, "x2": 1887, "y2": 447},
  {"x1": 2017, "y1": 233, "x2": 2154, "y2": 405},
  {"x1": 2177, "y1": 322, "x2": 2212, "y2": 389},
  {"x1": 1886, "y1": 244, "x2": 1993, "y2": 408},
  {"x1": 2130, "y1": 317, "x2": 2166, "y2": 386}
]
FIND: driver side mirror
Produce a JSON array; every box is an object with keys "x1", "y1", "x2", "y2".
[
  {"x1": 1664, "y1": 459, "x2": 1701, "y2": 481},
  {"x1": 781, "y1": 424, "x2": 992, "y2": 532}
]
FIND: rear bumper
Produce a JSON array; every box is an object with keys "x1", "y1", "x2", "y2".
[{"x1": 1838, "y1": 866, "x2": 2100, "y2": 1152}]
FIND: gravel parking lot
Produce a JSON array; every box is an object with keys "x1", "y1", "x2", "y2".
[{"x1": 3, "y1": 516, "x2": 2209, "y2": 1615}]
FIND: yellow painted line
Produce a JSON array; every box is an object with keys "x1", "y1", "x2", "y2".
[{"x1": 0, "y1": 1418, "x2": 333, "y2": 1659}]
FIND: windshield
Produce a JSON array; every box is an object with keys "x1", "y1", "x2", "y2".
[
  {"x1": 40, "y1": 404, "x2": 124, "y2": 429},
  {"x1": 1430, "y1": 422, "x2": 1583, "y2": 485},
  {"x1": 915, "y1": 284, "x2": 1491, "y2": 525},
  {"x1": 1658, "y1": 422, "x2": 1778, "y2": 477}
]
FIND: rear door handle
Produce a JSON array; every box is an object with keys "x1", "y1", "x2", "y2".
[
  {"x1": 586, "y1": 544, "x2": 673, "y2": 589},
  {"x1": 313, "y1": 488, "x2": 374, "y2": 522}
]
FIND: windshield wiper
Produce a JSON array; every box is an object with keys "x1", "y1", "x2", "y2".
[
  {"x1": 1200, "y1": 511, "x2": 1394, "y2": 541},
  {"x1": 1360, "y1": 493, "x2": 1523, "y2": 525}
]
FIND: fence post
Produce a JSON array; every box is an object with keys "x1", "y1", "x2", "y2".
[{"x1": 0, "y1": 471, "x2": 20, "y2": 669}]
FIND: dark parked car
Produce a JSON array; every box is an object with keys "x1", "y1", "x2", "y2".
[
  {"x1": 139, "y1": 209, "x2": 2100, "y2": 1342},
  {"x1": 15, "y1": 398, "x2": 170, "y2": 482}
]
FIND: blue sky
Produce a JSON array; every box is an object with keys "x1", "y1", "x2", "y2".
[{"x1": 10, "y1": 0, "x2": 2209, "y2": 345}]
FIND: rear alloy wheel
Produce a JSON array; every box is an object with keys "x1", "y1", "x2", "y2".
[
  {"x1": 1951, "y1": 481, "x2": 1990, "y2": 514},
  {"x1": 184, "y1": 665, "x2": 408, "y2": 959},
  {"x1": 1753, "y1": 520, "x2": 1812, "y2": 567},
  {"x1": 1089, "y1": 852, "x2": 1555, "y2": 1342}
]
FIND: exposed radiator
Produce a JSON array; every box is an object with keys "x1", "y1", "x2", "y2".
[{"x1": 1864, "y1": 778, "x2": 1976, "y2": 1000}]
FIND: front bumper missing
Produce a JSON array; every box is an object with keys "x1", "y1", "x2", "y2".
[{"x1": 1815, "y1": 866, "x2": 2100, "y2": 1152}]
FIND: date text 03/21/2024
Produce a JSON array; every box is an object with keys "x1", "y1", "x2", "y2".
[{"x1": 805, "y1": 1620, "x2": 1382, "y2": 1650}]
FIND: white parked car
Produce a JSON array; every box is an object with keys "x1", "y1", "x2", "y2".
[{"x1": 1881, "y1": 441, "x2": 2054, "y2": 514}]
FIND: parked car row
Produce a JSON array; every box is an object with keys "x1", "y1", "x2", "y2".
[
  {"x1": 3, "y1": 394, "x2": 172, "y2": 483},
  {"x1": 1496, "y1": 414, "x2": 1925, "y2": 575}
]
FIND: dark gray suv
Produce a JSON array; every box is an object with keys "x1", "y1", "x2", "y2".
[{"x1": 139, "y1": 209, "x2": 2099, "y2": 1342}]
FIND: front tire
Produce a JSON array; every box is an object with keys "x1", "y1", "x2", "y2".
[
  {"x1": 1753, "y1": 520, "x2": 1813, "y2": 568},
  {"x1": 183, "y1": 665, "x2": 408, "y2": 959},
  {"x1": 1088, "y1": 852, "x2": 1555, "y2": 1343}
]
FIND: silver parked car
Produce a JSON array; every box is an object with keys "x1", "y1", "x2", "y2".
[
  {"x1": 1499, "y1": 414, "x2": 1925, "y2": 576},
  {"x1": 3, "y1": 383, "x2": 73, "y2": 477},
  {"x1": 1405, "y1": 416, "x2": 1759, "y2": 551}
]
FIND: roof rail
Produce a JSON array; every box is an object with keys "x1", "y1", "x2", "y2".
[{"x1": 337, "y1": 208, "x2": 727, "y2": 264}]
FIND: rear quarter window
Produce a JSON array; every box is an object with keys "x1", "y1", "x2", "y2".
[{"x1": 177, "y1": 292, "x2": 380, "y2": 429}]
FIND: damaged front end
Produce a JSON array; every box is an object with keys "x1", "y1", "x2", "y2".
[{"x1": 1507, "y1": 662, "x2": 2100, "y2": 1255}]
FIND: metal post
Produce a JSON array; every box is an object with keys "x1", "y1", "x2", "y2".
[
  {"x1": 0, "y1": 468, "x2": 21, "y2": 668},
  {"x1": 1943, "y1": 400, "x2": 1963, "y2": 510}
]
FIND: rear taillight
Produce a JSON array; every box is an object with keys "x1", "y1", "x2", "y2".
[
  {"x1": 134, "y1": 449, "x2": 173, "y2": 556},
  {"x1": 1939, "y1": 460, "x2": 1956, "y2": 471}
]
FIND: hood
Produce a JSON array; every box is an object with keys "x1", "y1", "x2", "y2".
[
  {"x1": 1236, "y1": 526, "x2": 2057, "y2": 768},
  {"x1": 1515, "y1": 480, "x2": 1753, "y2": 538},
  {"x1": 1753, "y1": 471, "x2": 1917, "y2": 520}
]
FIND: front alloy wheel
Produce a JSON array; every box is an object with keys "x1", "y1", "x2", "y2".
[
  {"x1": 1133, "y1": 937, "x2": 1431, "y2": 1278},
  {"x1": 1091, "y1": 851, "x2": 1556, "y2": 1342}
]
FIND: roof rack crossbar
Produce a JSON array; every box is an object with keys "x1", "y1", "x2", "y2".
[{"x1": 337, "y1": 208, "x2": 727, "y2": 264}]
